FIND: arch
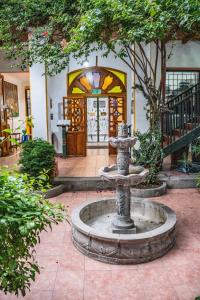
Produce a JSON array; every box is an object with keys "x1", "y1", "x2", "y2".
[{"x1": 67, "y1": 67, "x2": 127, "y2": 97}]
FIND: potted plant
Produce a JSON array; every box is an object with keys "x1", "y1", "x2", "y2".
[
  {"x1": 21, "y1": 129, "x2": 29, "y2": 142},
  {"x1": 131, "y1": 129, "x2": 166, "y2": 197}
]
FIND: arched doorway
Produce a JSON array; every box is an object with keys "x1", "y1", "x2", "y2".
[{"x1": 63, "y1": 67, "x2": 127, "y2": 156}]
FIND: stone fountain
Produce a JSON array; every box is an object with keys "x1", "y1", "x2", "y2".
[{"x1": 71, "y1": 122, "x2": 176, "y2": 264}]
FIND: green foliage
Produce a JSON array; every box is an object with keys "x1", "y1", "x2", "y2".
[
  {"x1": 196, "y1": 173, "x2": 200, "y2": 189},
  {"x1": 0, "y1": 167, "x2": 65, "y2": 296},
  {"x1": 132, "y1": 129, "x2": 163, "y2": 185},
  {"x1": 0, "y1": 116, "x2": 34, "y2": 147},
  {"x1": 192, "y1": 138, "x2": 200, "y2": 162},
  {"x1": 0, "y1": 0, "x2": 199, "y2": 74},
  {"x1": 1, "y1": 1, "x2": 200, "y2": 127},
  {"x1": 19, "y1": 138, "x2": 56, "y2": 180}
]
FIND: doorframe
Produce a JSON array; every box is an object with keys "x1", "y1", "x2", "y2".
[{"x1": 65, "y1": 66, "x2": 127, "y2": 156}]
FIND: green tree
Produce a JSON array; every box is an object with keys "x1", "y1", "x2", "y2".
[{"x1": 1, "y1": 0, "x2": 200, "y2": 127}]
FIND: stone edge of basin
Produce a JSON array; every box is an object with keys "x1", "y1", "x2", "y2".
[
  {"x1": 71, "y1": 198, "x2": 176, "y2": 264},
  {"x1": 71, "y1": 198, "x2": 176, "y2": 241}
]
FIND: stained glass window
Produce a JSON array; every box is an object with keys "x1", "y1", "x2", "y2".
[{"x1": 68, "y1": 67, "x2": 126, "y2": 96}]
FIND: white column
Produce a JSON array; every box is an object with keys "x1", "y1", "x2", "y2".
[
  {"x1": 134, "y1": 43, "x2": 150, "y2": 133},
  {"x1": 29, "y1": 63, "x2": 49, "y2": 140}
]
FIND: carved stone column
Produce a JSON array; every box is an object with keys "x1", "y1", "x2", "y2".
[{"x1": 112, "y1": 182, "x2": 135, "y2": 233}]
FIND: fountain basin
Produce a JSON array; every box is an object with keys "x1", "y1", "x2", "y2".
[{"x1": 71, "y1": 198, "x2": 176, "y2": 264}]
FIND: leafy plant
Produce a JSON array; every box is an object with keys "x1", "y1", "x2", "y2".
[
  {"x1": 19, "y1": 138, "x2": 56, "y2": 181},
  {"x1": 177, "y1": 152, "x2": 192, "y2": 173},
  {"x1": 192, "y1": 138, "x2": 200, "y2": 163},
  {"x1": 0, "y1": 167, "x2": 65, "y2": 296},
  {"x1": 0, "y1": 116, "x2": 34, "y2": 146},
  {"x1": 132, "y1": 129, "x2": 163, "y2": 185}
]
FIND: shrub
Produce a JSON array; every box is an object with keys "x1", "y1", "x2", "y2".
[
  {"x1": 132, "y1": 129, "x2": 163, "y2": 185},
  {"x1": 19, "y1": 138, "x2": 56, "y2": 180},
  {"x1": 192, "y1": 138, "x2": 200, "y2": 163},
  {"x1": 0, "y1": 167, "x2": 65, "y2": 296}
]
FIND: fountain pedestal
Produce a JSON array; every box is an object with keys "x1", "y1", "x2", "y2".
[{"x1": 112, "y1": 183, "x2": 136, "y2": 233}]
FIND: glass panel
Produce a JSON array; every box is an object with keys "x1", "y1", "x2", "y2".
[
  {"x1": 108, "y1": 86, "x2": 122, "y2": 93},
  {"x1": 93, "y1": 72, "x2": 100, "y2": 88},
  {"x1": 87, "y1": 97, "x2": 108, "y2": 143},
  {"x1": 166, "y1": 71, "x2": 200, "y2": 100},
  {"x1": 80, "y1": 76, "x2": 92, "y2": 91},
  {"x1": 102, "y1": 75, "x2": 113, "y2": 90},
  {"x1": 99, "y1": 97, "x2": 108, "y2": 142},
  {"x1": 72, "y1": 87, "x2": 85, "y2": 94},
  {"x1": 87, "y1": 97, "x2": 98, "y2": 142}
]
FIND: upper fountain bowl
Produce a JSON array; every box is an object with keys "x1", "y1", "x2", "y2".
[
  {"x1": 109, "y1": 136, "x2": 137, "y2": 149},
  {"x1": 100, "y1": 164, "x2": 149, "y2": 186}
]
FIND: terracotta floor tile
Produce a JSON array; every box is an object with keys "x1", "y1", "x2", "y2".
[
  {"x1": 2, "y1": 189, "x2": 200, "y2": 299},
  {"x1": 30, "y1": 271, "x2": 57, "y2": 290},
  {"x1": 52, "y1": 289, "x2": 83, "y2": 300},
  {"x1": 84, "y1": 256, "x2": 112, "y2": 271},
  {"x1": 84, "y1": 270, "x2": 112, "y2": 300},
  {"x1": 37, "y1": 243, "x2": 63, "y2": 257},
  {"x1": 54, "y1": 267, "x2": 84, "y2": 291},
  {"x1": 143, "y1": 286, "x2": 178, "y2": 300},
  {"x1": 168, "y1": 265, "x2": 200, "y2": 288},
  {"x1": 0, "y1": 293, "x2": 19, "y2": 300},
  {"x1": 174, "y1": 285, "x2": 200, "y2": 300},
  {"x1": 36, "y1": 255, "x2": 59, "y2": 272},
  {"x1": 20, "y1": 290, "x2": 53, "y2": 300}
]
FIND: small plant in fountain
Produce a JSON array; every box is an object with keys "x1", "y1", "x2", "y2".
[
  {"x1": 0, "y1": 167, "x2": 65, "y2": 297},
  {"x1": 19, "y1": 138, "x2": 56, "y2": 183},
  {"x1": 132, "y1": 129, "x2": 163, "y2": 186}
]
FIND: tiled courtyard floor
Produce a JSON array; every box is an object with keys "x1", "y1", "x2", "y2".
[
  {"x1": 57, "y1": 149, "x2": 116, "y2": 177},
  {"x1": 1, "y1": 188, "x2": 200, "y2": 300}
]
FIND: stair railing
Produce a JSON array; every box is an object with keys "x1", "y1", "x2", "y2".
[{"x1": 161, "y1": 82, "x2": 200, "y2": 146}]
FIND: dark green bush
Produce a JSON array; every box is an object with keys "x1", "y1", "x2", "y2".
[
  {"x1": 19, "y1": 138, "x2": 56, "y2": 180},
  {"x1": 0, "y1": 167, "x2": 65, "y2": 296},
  {"x1": 132, "y1": 130, "x2": 163, "y2": 185}
]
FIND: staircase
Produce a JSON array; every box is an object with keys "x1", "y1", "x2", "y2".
[{"x1": 161, "y1": 82, "x2": 200, "y2": 157}]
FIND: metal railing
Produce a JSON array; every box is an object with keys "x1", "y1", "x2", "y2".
[{"x1": 161, "y1": 82, "x2": 200, "y2": 146}]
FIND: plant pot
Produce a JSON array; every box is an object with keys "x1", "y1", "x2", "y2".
[
  {"x1": 131, "y1": 181, "x2": 167, "y2": 198},
  {"x1": 22, "y1": 135, "x2": 29, "y2": 143},
  {"x1": 44, "y1": 184, "x2": 65, "y2": 199}
]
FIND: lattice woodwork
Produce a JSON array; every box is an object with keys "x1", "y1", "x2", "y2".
[
  {"x1": 63, "y1": 97, "x2": 86, "y2": 156},
  {"x1": 109, "y1": 96, "x2": 125, "y2": 137},
  {"x1": 64, "y1": 98, "x2": 86, "y2": 132}
]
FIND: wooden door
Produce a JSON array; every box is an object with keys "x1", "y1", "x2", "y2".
[
  {"x1": 63, "y1": 97, "x2": 86, "y2": 156},
  {"x1": 108, "y1": 96, "x2": 126, "y2": 154}
]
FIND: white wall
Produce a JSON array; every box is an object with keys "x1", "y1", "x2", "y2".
[
  {"x1": 167, "y1": 41, "x2": 200, "y2": 68},
  {"x1": 134, "y1": 44, "x2": 150, "y2": 133},
  {"x1": 31, "y1": 41, "x2": 200, "y2": 153},
  {"x1": 30, "y1": 64, "x2": 48, "y2": 140},
  {"x1": 47, "y1": 45, "x2": 134, "y2": 153},
  {"x1": 2, "y1": 73, "x2": 29, "y2": 131}
]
